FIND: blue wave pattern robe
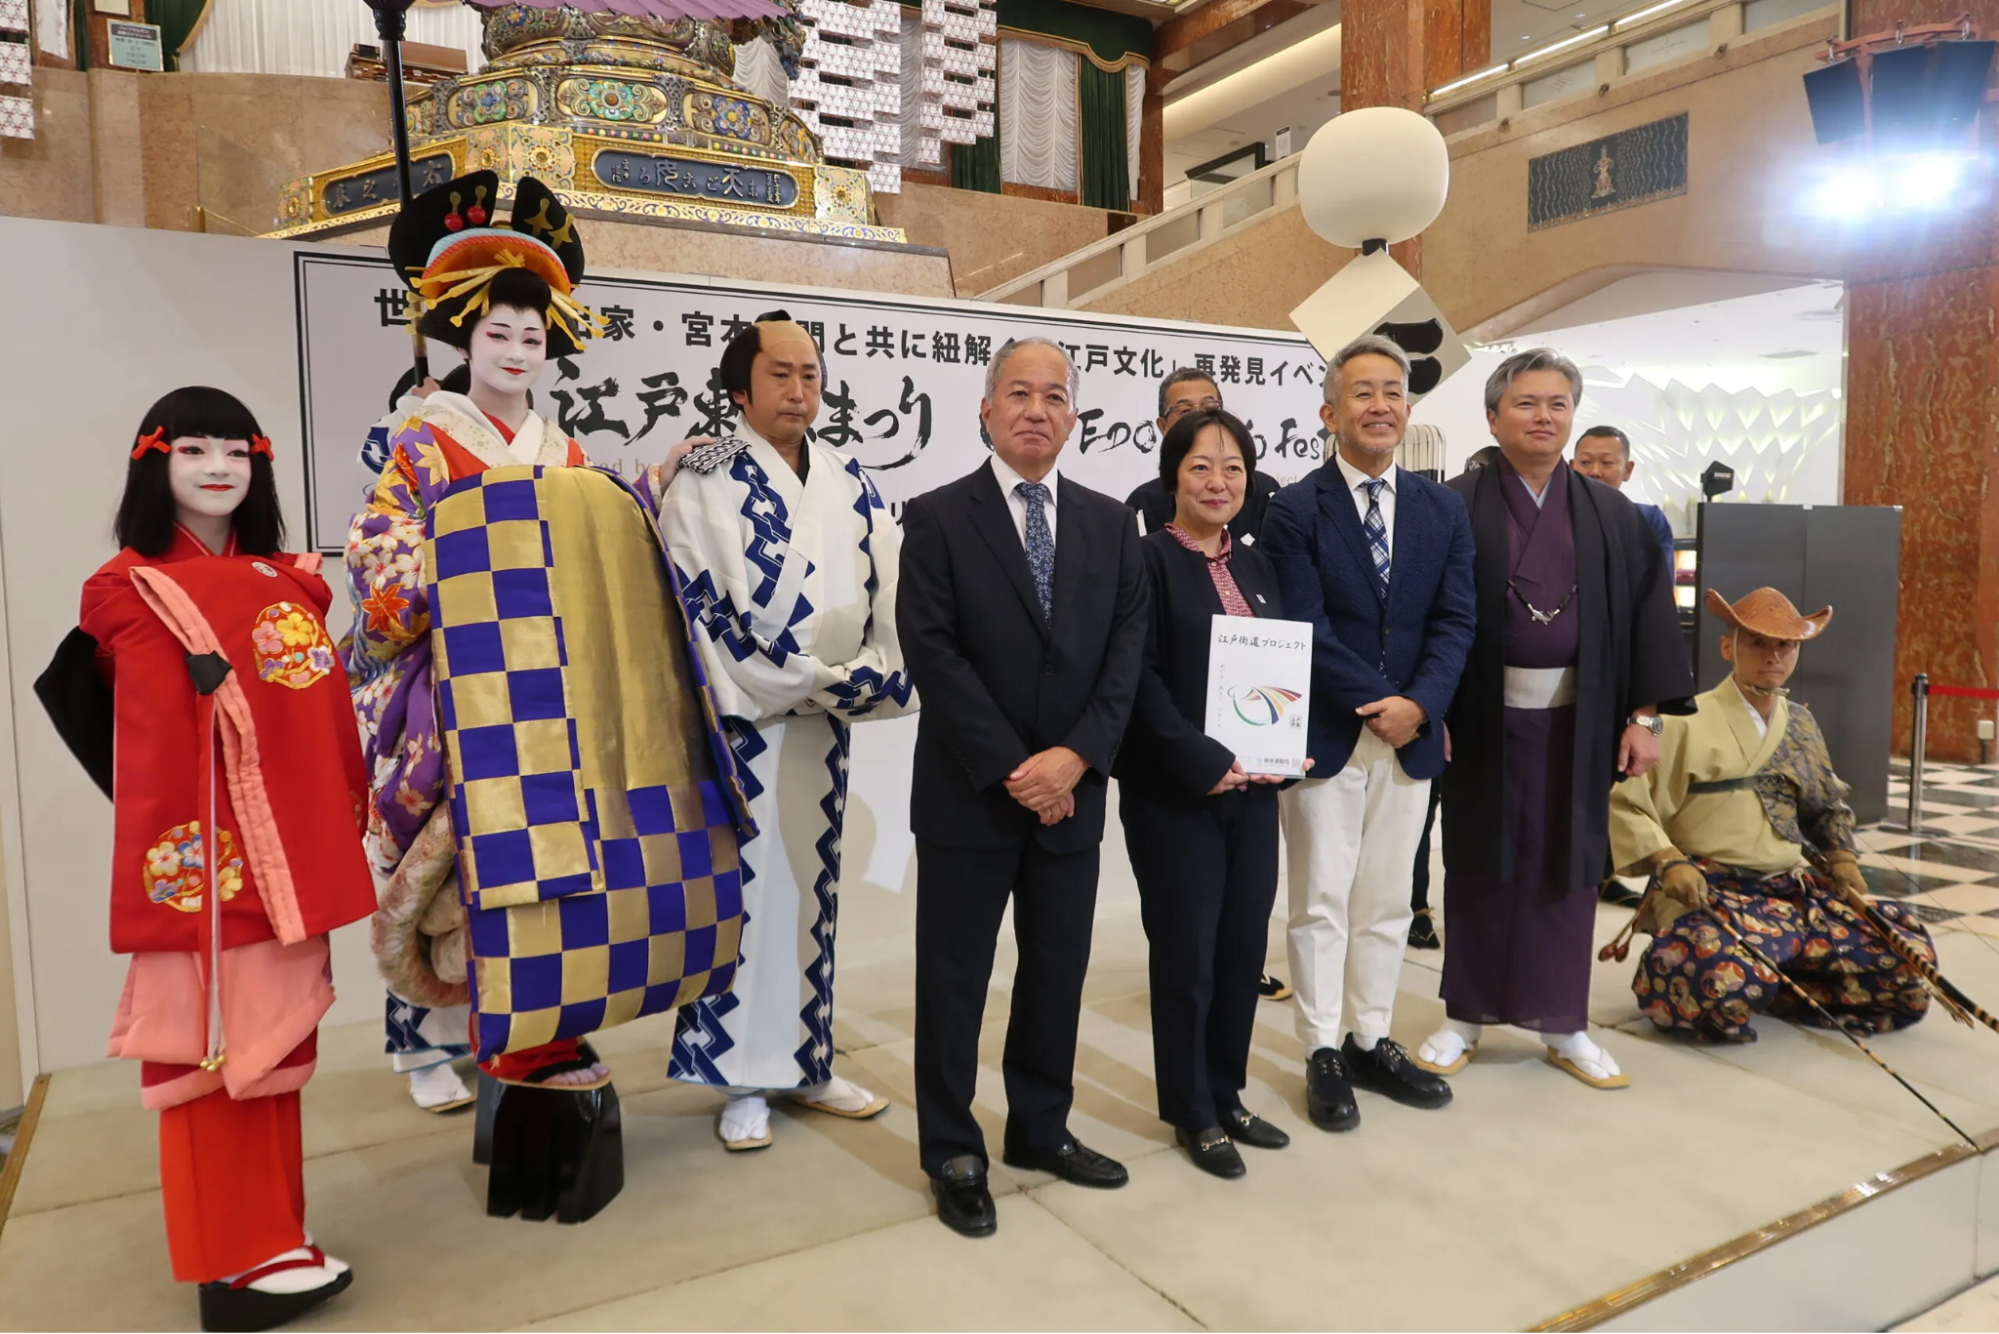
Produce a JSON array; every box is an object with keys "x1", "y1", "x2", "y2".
[{"x1": 653, "y1": 428, "x2": 916, "y2": 1090}]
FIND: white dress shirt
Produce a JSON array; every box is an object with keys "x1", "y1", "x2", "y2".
[
  {"x1": 1333, "y1": 451, "x2": 1396, "y2": 559},
  {"x1": 989, "y1": 453, "x2": 1059, "y2": 549}
]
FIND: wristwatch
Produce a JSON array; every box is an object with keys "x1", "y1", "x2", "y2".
[{"x1": 1626, "y1": 713, "x2": 1664, "y2": 737}]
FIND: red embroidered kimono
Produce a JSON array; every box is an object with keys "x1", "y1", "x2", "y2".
[{"x1": 80, "y1": 525, "x2": 375, "y2": 1108}]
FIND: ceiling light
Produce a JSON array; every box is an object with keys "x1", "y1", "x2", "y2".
[
  {"x1": 1430, "y1": 63, "x2": 1510, "y2": 97},
  {"x1": 1514, "y1": 24, "x2": 1609, "y2": 64},
  {"x1": 1613, "y1": 0, "x2": 1693, "y2": 28}
]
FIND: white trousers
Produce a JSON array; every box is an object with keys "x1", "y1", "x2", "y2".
[{"x1": 1280, "y1": 730, "x2": 1431, "y2": 1052}]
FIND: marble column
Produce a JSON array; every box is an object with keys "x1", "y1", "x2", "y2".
[{"x1": 1841, "y1": 0, "x2": 1999, "y2": 761}]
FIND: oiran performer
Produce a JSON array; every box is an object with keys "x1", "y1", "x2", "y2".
[
  {"x1": 1610, "y1": 588, "x2": 1936, "y2": 1041},
  {"x1": 1415, "y1": 348, "x2": 1694, "y2": 1091},
  {"x1": 345, "y1": 170, "x2": 750, "y2": 1095},
  {"x1": 40, "y1": 387, "x2": 375, "y2": 1332}
]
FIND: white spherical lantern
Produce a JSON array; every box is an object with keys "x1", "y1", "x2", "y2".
[{"x1": 1297, "y1": 107, "x2": 1450, "y2": 249}]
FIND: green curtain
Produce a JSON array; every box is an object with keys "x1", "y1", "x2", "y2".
[
  {"x1": 1077, "y1": 61, "x2": 1127, "y2": 211},
  {"x1": 950, "y1": 128, "x2": 1001, "y2": 195},
  {"x1": 995, "y1": 0, "x2": 1150, "y2": 65},
  {"x1": 72, "y1": 0, "x2": 88, "y2": 68},
  {"x1": 151, "y1": 0, "x2": 212, "y2": 71}
]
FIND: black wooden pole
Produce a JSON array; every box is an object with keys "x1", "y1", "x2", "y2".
[{"x1": 370, "y1": 0, "x2": 429, "y2": 382}]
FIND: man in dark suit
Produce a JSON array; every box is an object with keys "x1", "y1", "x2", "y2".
[
  {"x1": 1260, "y1": 334, "x2": 1477, "y2": 1133},
  {"x1": 898, "y1": 337, "x2": 1149, "y2": 1238},
  {"x1": 1125, "y1": 368, "x2": 1282, "y2": 545}
]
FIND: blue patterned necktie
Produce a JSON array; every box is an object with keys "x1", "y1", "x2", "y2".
[
  {"x1": 1016, "y1": 480, "x2": 1054, "y2": 622},
  {"x1": 1363, "y1": 477, "x2": 1391, "y2": 596}
]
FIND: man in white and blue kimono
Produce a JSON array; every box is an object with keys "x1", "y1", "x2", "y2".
[{"x1": 651, "y1": 312, "x2": 916, "y2": 1150}]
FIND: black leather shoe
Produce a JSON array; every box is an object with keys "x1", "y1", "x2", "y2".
[
  {"x1": 1408, "y1": 910, "x2": 1441, "y2": 949},
  {"x1": 930, "y1": 1155, "x2": 997, "y2": 1238},
  {"x1": 1342, "y1": 1035, "x2": 1453, "y2": 1109},
  {"x1": 1219, "y1": 1106, "x2": 1290, "y2": 1149},
  {"x1": 1002, "y1": 1137, "x2": 1129, "y2": 1188},
  {"x1": 1599, "y1": 879, "x2": 1645, "y2": 908},
  {"x1": 1175, "y1": 1125, "x2": 1246, "y2": 1179},
  {"x1": 1257, "y1": 973, "x2": 1294, "y2": 1001},
  {"x1": 1305, "y1": 1047, "x2": 1360, "y2": 1131}
]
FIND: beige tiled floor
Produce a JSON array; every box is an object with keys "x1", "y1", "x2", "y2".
[{"x1": 5, "y1": 814, "x2": 1999, "y2": 1332}]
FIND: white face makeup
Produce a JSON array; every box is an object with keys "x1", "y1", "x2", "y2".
[
  {"x1": 168, "y1": 436, "x2": 253, "y2": 522},
  {"x1": 468, "y1": 307, "x2": 549, "y2": 401}
]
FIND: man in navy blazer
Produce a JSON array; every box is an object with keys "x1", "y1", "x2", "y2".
[{"x1": 1260, "y1": 334, "x2": 1477, "y2": 1132}]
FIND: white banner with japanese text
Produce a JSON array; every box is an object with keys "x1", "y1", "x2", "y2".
[{"x1": 296, "y1": 252, "x2": 1331, "y2": 552}]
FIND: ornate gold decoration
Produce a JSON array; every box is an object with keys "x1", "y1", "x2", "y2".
[
  {"x1": 554, "y1": 75, "x2": 672, "y2": 125},
  {"x1": 271, "y1": 4, "x2": 882, "y2": 241}
]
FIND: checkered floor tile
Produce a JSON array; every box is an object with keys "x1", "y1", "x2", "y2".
[{"x1": 1862, "y1": 763, "x2": 1999, "y2": 931}]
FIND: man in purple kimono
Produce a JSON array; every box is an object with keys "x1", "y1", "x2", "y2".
[{"x1": 1415, "y1": 349, "x2": 1693, "y2": 1090}]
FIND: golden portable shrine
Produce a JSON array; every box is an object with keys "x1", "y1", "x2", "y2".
[{"x1": 267, "y1": 3, "x2": 901, "y2": 243}]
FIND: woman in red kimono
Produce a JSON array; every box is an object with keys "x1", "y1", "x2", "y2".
[{"x1": 52, "y1": 386, "x2": 376, "y2": 1332}]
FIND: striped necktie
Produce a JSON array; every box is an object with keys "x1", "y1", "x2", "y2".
[{"x1": 1363, "y1": 477, "x2": 1390, "y2": 596}]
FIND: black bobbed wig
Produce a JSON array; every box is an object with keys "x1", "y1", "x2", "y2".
[{"x1": 115, "y1": 386, "x2": 285, "y2": 557}]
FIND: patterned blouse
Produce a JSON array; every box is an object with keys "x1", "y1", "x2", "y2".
[{"x1": 1166, "y1": 523, "x2": 1255, "y2": 618}]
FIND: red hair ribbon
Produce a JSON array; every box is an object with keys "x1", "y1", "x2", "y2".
[
  {"x1": 250, "y1": 434, "x2": 275, "y2": 459},
  {"x1": 130, "y1": 427, "x2": 168, "y2": 460}
]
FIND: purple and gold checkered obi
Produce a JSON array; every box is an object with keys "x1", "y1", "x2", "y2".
[{"x1": 427, "y1": 464, "x2": 753, "y2": 1057}]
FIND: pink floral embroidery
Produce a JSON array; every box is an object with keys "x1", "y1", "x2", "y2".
[
  {"x1": 252, "y1": 602, "x2": 335, "y2": 689},
  {"x1": 142, "y1": 821, "x2": 244, "y2": 913}
]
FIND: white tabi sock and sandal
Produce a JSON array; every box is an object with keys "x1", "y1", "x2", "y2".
[
  {"x1": 1414, "y1": 1020, "x2": 1481, "y2": 1075},
  {"x1": 405, "y1": 1060, "x2": 476, "y2": 1114},
  {"x1": 717, "y1": 1094, "x2": 774, "y2": 1152},
  {"x1": 794, "y1": 1074, "x2": 890, "y2": 1120},
  {"x1": 716, "y1": 1075, "x2": 891, "y2": 1152},
  {"x1": 1546, "y1": 1030, "x2": 1629, "y2": 1090}
]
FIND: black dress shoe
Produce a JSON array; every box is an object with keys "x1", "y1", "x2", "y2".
[
  {"x1": 1408, "y1": 910, "x2": 1441, "y2": 949},
  {"x1": 1341, "y1": 1035, "x2": 1453, "y2": 1110},
  {"x1": 930, "y1": 1154, "x2": 997, "y2": 1238},
  {"x1": 1175, "y1": 1125, "x2": 1246, "y2": 1179},
  {"x1": 1305, "y1": 1047, "x2": 1360, "y2": 1131},
  {"x1": 1219, "y1": 1106, "x2": 1290, "y2": 1149},
  {"x1": 1599, "y1": 879, "x2": 1646, "y2": 908},
  {"x1": 1002, "y1": 1137, "x2": 1129, "y2": 1188},
  {"x1": 1257, "y1": 973, "x2": 1294, "y2": 1001}
]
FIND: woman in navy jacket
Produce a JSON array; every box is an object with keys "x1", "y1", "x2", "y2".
[{"x1": 1115, "y1": 409, "x2": 1300, "y2": 1179}]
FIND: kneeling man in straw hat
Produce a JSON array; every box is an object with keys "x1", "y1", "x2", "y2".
[{"x1": 1606, "y1": 587, "x2": 1937, "y2": 1043}]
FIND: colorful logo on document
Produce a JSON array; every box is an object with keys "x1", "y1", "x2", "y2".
[{"x1": 1229, "y1": 685, "x2": 1303, "y2": 726}]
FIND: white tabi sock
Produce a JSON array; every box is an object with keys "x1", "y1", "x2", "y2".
[
  {"x1": 1548, "y1": 1030, "x2": 1620, "y2": 1080},
  {"x1": 406, "y1": 1062, "x2": 472, "y2": 1110},
  {"x1": 1350, "y1": 1034, "x2": 1380, "y2": 1053},
  {"x1": 220, "y1": 1244, "x2": 350, "y2": 1295},
  {"x1": 1417, "y1": 1020, "x2": 1482, "y2": 1067},
  {"x1": 794, "y1": 1074, "x2": 881, "y2": 1114},
  {"x1": 719, "y1": 1094, "x2": 771, "y2": 1144}
]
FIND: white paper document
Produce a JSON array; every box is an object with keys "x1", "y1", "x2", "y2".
[{"x1": 1204, "y1": 615, "x2": 1313, "y2": 778}]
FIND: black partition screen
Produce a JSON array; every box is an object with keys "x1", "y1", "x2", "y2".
[{"x1": 1694, "y1": 503, "x2": 1902, "y2": 824}]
